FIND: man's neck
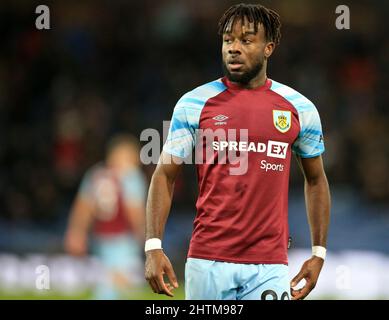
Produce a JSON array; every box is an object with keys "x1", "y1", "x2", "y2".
[{"x1": 231, "y1": 68, "x2": 268, "y2": 89}]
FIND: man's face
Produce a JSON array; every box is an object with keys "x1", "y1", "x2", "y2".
[
  {"x1": 222, "y1": 19, "x2": 271, "y2": 85},
  {"x1": 107, "y1": 144, "x2": 138, "y2": 173}
]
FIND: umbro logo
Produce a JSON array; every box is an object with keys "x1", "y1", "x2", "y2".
[
  {"x1": 213, "y1": 114, "x2": 229, "y2": 125},
  {"x1": 213, "y1": 114, "x2": 228, "y2": 121}
]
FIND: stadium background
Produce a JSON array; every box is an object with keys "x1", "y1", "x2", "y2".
[{"x1": 1, "y1": 0, "x2": 389, "y2": 299}]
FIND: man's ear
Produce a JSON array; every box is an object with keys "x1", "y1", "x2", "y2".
[{"x1": 264, "y1": 42, "x2": 275, "y2": 58}]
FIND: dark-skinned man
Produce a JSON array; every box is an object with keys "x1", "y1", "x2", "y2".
[{"x1": 145, "y1": 3, "x2": 330, "y2": 300}]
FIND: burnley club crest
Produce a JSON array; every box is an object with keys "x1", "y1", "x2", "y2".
[{"x1": 273, "y1": 110, "x2": 291, "y2": 133}]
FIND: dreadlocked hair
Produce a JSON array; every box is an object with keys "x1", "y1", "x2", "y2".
[{"x1": 218, "y1": 3, "x2": 281, "y2": 46}]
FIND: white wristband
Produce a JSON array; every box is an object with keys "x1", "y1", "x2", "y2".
[
  {"x1": 145, "y1": 238, "x2": 162, "y2": 252},
  {"x1": 312, "y1": 246, "x2": 326, "y2": 260}
]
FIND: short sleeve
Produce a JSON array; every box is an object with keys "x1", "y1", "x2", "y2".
[
  {"x1": 292, "y1": 103, "x2": 325, "y2": 158},
  {"x1": 162, "y1": 96, "x2": 196, "y2": 158},
  {"x1": 122, "y1": 169, "x2": 147, "y2": 205},
  {"x1": 162, "y1": 80, "x2": 227, "y2": 158},
  {"x1": 78, "y1": 169, "x2": 94, "y2": 200}
]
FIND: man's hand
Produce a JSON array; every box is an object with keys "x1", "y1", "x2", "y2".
[
  {"x1": 145, "y1": 249, "x2": 179, "y2": 297},
  {"x1": 290, "y1": 256, "x2": 324, "y2": 300}
]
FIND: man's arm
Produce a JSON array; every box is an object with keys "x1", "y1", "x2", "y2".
[
  {"x1": 144, "y1": 151, "x2": 182, "y2": 297},
  {"x1": 290, "y1": 155, "x2": 331, "y2": 300},
  {"x1": 125, "y1": 203, "x2": 145, "y2": 244},
  {"x1": 64, "y1": 196, "x2": 95, "y2": 256}
]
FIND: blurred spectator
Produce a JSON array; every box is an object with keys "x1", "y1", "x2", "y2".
[{"x1": 64, "y1": 134, "x2": 147, "y2": 299}]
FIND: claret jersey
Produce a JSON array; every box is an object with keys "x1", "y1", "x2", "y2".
[{"x1": 163, "y1": 77, "x2": 325, "y2": 265}]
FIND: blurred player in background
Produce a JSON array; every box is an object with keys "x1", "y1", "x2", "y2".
[
  {"x1": 64, "y1": 134, "x2": 147, "y2": 299},
  {"x1": 145, "y1": 3, "x2": 330, "y2": 300}
]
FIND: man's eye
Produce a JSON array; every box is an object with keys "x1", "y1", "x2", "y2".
[
  {"x1": 242, "y1": 39, "x2": 252, "y2": 44},
  {"x1": 224, "y1": 39, "x2": 232, "y2": 43}
]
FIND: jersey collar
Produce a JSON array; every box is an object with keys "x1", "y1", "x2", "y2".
[{"x1": 222, "y1": 76, "x2": 272, "y2": 91}]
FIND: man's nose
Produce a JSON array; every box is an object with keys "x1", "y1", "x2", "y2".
[{"x1": 228, "y1": 40, "x2": 241, "y2": 55}]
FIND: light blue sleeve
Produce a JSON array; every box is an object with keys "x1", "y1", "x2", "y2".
[
  {"x1": 292, "y1": 102, "x2": 325, "y2": 158},
  {"x1": 122, "y1": 170, "x2": 147, "y2": 204},
  {"x1": 163, "y1": 79, "x2": 227, "y2": 158},
  {"x1": 78, "y1": 168, "x2": 94, "y2": 200},
  {"x1": 270, "y1": 80, "x2": 325, "y2": 158},
  {"x1": 162, "y1": 94, "x2": 197, "y2": 158}
]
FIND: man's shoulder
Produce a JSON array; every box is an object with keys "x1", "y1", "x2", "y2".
[
  {"x1": 176, "y1": 78, "x2": 227, "y2": 107},
  {"x1": 269, "y1": 79, "x2": 316, "y2": 113},
  {"x1": 83, "y1": 162, "x2": 106, "y2": 180}
]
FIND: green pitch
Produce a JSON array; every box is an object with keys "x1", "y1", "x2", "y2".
[{"x1": 0, "y1": 284, "x2": 186, "y2": 300}]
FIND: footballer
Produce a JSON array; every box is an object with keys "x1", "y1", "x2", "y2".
[{"x1": 144, "y1": 3, "x2": 330, "y2": 300}]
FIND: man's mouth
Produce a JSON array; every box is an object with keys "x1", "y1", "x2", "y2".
[{"x1": 228, "y1": 60, "x2": 244, "y2": 71}]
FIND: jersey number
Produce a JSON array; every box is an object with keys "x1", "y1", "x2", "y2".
[{"x1": 261, "y1": 290, "x2": 290, "y2": 300}]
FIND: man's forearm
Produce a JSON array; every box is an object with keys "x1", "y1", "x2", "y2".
[
  {"x1": 67, "y1": 198, "x2": 94, "y2": 234},
  {"x1": 304, "y1": 175, "x2": 331, "y2": 247},
  {"x1": 145, "y1": 172, "x2": 175, "y2": 240}
]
